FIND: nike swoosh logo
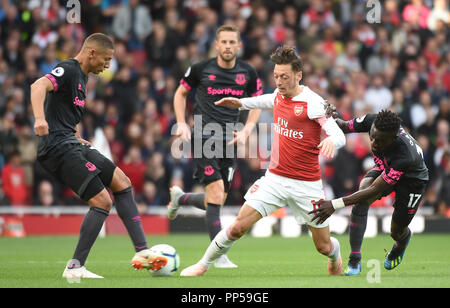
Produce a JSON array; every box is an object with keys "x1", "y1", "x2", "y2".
[{"x1": 215, "y1": 241, "x2": 224, "y2": 250}]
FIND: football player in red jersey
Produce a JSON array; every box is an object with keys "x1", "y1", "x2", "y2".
[{"x1": 180, "y1": 46, "x2": 346, "y2": 277}]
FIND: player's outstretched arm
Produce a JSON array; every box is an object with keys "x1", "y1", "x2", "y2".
[
  {"x1": 214, "y1": 97, "x2": 243, "y2": 108},
  {"x1": 215, "y1": 93, "x2": 275, "y2": 110},
  {"x1": 309, "y1": 175, "x2": 390, "y2": 224},
  {"x1": 30, "y1": 76, "x2": 54, "y2": 136}
]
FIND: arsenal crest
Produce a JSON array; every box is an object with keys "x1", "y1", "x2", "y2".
[
  {"x1": 235, "y1": 73, "x2": 246, "y2": 85},
  {"x1": 294, "y1": 105, "x2": 303, "y2": 116}
]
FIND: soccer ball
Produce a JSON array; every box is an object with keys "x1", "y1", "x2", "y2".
[{"x1": 149, "y1": 244, "x2": 180, "y2": 277}]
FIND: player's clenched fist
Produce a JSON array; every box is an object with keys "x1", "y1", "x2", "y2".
[
  {"x1": 175, "y1": 122, "x2": 191, "y2": 142},
  {"x1": 34, "y1": 118, "x2": 49, "y2": 136}
]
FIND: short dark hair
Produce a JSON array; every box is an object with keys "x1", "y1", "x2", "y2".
[
  {"x1": 83, "y1": 33, "x2": 114, "y2": 50},
  {"x1": 270, "y1": 46, "x2": 303, "y2": 73},
  {"x1": 374, "y1": 110, "x2": 402, "y2": 134},
  {"x1": 216, "y1": 25, "x2": 241, "y2": 42}
]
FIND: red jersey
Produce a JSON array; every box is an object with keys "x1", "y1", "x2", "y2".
[
  {"x1": 1, "y1": 164, "x2": 27, "y2": 205},
  {"x1": 268, "y1": 86, "x2": 328, "y2": 181}
]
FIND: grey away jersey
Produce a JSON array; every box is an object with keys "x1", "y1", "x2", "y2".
[
  {"x1": 348, "y1": 114, "x2": 429, "y2": 184},
  {"x1": 37, "y1": 59, "x2": 88, "y2": 157},
  {"x1": 180, "y1": 57, "x2": 262, "y2": 141}
]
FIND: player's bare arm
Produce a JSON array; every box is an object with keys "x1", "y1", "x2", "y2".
[
  {"x1": 228, "y1": 108, "x2": 262, "y2": 146},
  {"x1": 75, "y1": 124, "x2": 92, "y2": 146},
  {"x1": 173, "y1": 84, "x2": 191, "y2": 142},
  {"x1": 30, "y1": 76, "x2": 54, "y2": 136},
  {"x1": 309, "y1": 174, "x2": 391, "y2": 224},
  {"x1": 214, "y1": 97, "x2": 243, "y2": 108}
]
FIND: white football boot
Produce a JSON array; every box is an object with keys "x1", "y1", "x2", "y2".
[
  {"x1": 180, "y1": 263, "x2": 208, "y2": 277},
  {"x1": 62, "y1": 266, "x2": 104, "y2": 279},
  {"x1": 167, "y1": 186, "x2": 184, "y2": 220},
  {"x1": 214, "y1": 254, "x2": 238, "y2": 268},
  {"x1": 131, "y1": 248, "x2": 168, "y2": 271}
]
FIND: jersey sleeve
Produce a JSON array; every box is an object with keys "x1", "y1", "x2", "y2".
[
  {"x1": 179, "y1": 61, "x2": 204, "y2": 91},
  {"x1": 306, "y1": 94, "x2": 327, "y2": 120},
  {"x1": 240, "y1": 88, "x2": 277, "y2": 110},
  {"x1": 348, "y1": 114, "x2": 376, "y2": 133},
  {"x1": 246, "y1": 65, "x2": 263, "y2": 97},
  {"x1": 44, "y1": 62, "x2": 75, "y2": 92}
]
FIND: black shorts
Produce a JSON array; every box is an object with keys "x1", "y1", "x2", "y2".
[
  {"x1": 363, "y1": 168, "x2": 428, "y2": 228},
  {"x1": 193, "y1": 156, "x2": 236, "y2": 193},
  {"x1": 38, "y1": 143, "x2": 117, "y2": 201}
]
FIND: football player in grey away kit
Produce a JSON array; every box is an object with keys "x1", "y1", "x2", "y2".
[
  {"x1": 31, "y1": 33, "x2": 166, "y2": 279},
  {"x1": 168, "y1": 25, "x2": 263, "y2": 268},
  {"x1": 310, "y1": 110, "x2": 428, "y2": 274}
]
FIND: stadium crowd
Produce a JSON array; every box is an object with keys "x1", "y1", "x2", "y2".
[{"x1": 0, "y1": 0, "x2": 448, "y2": 217}]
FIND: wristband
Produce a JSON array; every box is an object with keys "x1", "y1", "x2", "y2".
[{"x1": 331, "y1": 198, "x2": 345, "y2": 210}]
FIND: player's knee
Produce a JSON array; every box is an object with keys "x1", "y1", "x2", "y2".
[
  {"x1": 229, "y1": 222, "x2": 247, "y2": 239},
  {"x1": 89, "y1": 190, "x2": 113, "y2": 212},
  {"x1": 115, "y1": 168, "x2": 132, "y2": 189},
  {"x1": 206, "y1": 182, "x2": 225, "y2": 204},
  {"x1": 315, "y1": 241, "x2": 332, "y2": 256}
]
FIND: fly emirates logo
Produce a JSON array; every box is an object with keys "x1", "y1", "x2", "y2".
[{"x1": 274, "y1": 117, "x2": 303, "y2": 139}]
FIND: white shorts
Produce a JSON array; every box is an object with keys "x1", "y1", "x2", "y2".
[{"x1": 244, "y1": 170, "x2": 328, "y2": 228}]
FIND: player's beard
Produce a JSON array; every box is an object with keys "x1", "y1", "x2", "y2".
[{"x1": 219, "y1": 50, "x2": 236, "y2": 63}]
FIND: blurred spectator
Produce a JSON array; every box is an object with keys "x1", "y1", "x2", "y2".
[
  {"x1": 34, "y1": 180, "x2": 58, "y2": 207},
  {"x1": 136, "y1": 179, "x2": 162, "y2": 207},
  {"x1": 331, "y1": 136, "x2": 364, "y2": 197},
  {"x1": 112, "y1": 0, "x2": 153, "y2": 51},
  {"x1": 402, "y1": 0, "x2": 431, "y2": 30},
  {"x1": 300, "y1": 0, "x2": 335, "y2": 31},
  {"x1": 0, "y1": 179, "x2": 11, "y2": 206},
  {"x1": 31, "y1": 20, "x2": 58, "y2": 49},
  {"x1": 118, "y1": 145, "x2": 146, "y2": 194},
  {"x1": 39, "y1": 44, "x2": 60, "y2": 75},
  {"x1": 17, "y1": 123, "x2": 37, "y2": 199},
  {"x1": 435, "y1": 151, "x2": 450, "y2": 218},
  {"x1": 363, "y1": 74, "x2": 393, "y2": 113},
  {"x1": 1, "y1": 151, "x2": 27, "y2": 206},
  {"x1": 427, "y1": 0, "x2": 449, "y2": 32},
  {"x1": 145, "y1": 151, "x2": 170, "y2": 204},
  {"x1": 0, "y1": 115, "x2": 19, "y2": 165},
  {"x1": 335, "y1": 40, "x2": 361, "y2": 74}
]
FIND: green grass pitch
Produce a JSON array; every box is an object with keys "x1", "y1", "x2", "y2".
[{"x1": 1, "y1": 233, "x2": 449, "y2": 288}]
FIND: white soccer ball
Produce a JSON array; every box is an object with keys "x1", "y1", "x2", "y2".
[{"x1": 149, "y1": 244, "x2": 180, "y2": 277}]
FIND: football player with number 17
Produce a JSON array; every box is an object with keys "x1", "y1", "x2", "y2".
[
  {"x1": 180, "y1": 46, "x2": 346, "y2": 277},
  {"x1": 310, "y1": 109, "x2": 429, "y2": 275}
]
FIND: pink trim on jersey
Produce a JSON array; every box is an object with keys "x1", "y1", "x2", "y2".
[
  {"x1": 381, "y1": 169, "x2": 404, "y2": 185},
  {"x1": 180, "y1": 79, "x2": 191, "y2": 91},
  {"x1": 348, "y1": 119, "x2": 355, "y2": 132},
  {"x1": 45, "y1": 73, "x2": 58, "y2": 91},
  {"x1": 314, "y1": 114, "x2": 328, "y2": 126}
]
